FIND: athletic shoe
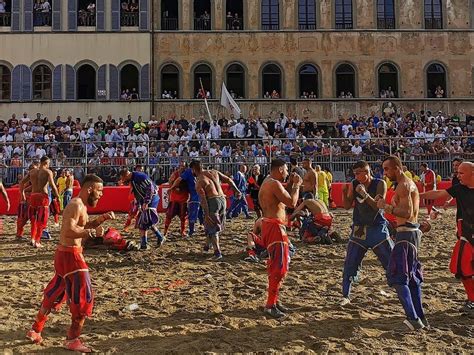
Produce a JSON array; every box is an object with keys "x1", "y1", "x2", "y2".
[
  {"x1": 460, "y1": 300, "x2": 474, "y2": 315},
  {"x1": 212, "y1": 252, "x2": 223, "y2": 261},
  {"x1": 263, "y1": 305, "x2": 286, "y2": 319},
  {"x1": 244, "y1": 255, "x2": 260, "y2": 263},
  {"x1": 63, "y1": 338, "x2": 92, "y2": 353},
  {"x1": 276, "y1": 302, "x2": 289, "y2": 313},
  {"x1": 140, "y1": 244, "x2": 150, "y2": 250},
  {"x1": 340, "y1": 297, "x2": 351, "y2": 306},
  {"x1": 26, "y1": 329, "x2": 43, "y2": 344},
  {"x1": 420, "y1": 316, "x2": 430, "y2": 328},
  {"x1": 156, "y1": 235, "x2": 166, "y2": 248},
  {"x1": 41, "y1": 230, "x2": 52, "y2": 240},
  {"x1": 403, "y1": 318, "x2": 425, "y2": 331}
]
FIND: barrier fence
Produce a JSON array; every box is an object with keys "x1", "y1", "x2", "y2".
[{"x1": 0, "y1": 136, "x2": 471, "y2": 186}]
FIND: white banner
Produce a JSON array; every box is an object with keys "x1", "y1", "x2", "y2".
[{"x1": 220, "y1": 82, "x2": 241, "y2": 118}]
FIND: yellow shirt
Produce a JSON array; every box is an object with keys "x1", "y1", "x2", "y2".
[
  {"x1": 326, "y1": 171, "x2": 333, "y2": 184},
  {"x1": 404, "y1": 171, "x2": 413, "y2": 180},
  {"x1": 413, "y1": 175, "x2": 421, "y2": 183},
  {"x1": 437, "y1": 175, "x2": 442, "y2": 183},
  {"x1": 317, "y1": 171, "x2": 329, "y2": 191},
  {"x1": 57, "y1": 176, "x2": 66, "y2": 194},
  {"x1": 384, "y1": 176, "x2": 393, "y2": 189}
]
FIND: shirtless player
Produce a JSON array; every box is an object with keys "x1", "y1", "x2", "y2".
[
  {"x1": 302, "y1": 158, "x2": 318, "y2": 199},
  {"x1": 17, "y1": 162, "x2": 39, "y2": 239},
  {"x1": 420, "y1": 161, "x2": 474, "y2": 316},
  {"x1": 27, "y1": 174, "x2": 115, "y2": 352},
  {"x1": 259, "y1": 159, "x2": 302, "y2": 318},
  {"x1": 377, "y1": 156, "x2": 428, "y2": 330},
  {"x1": 192, "y1": 160, "x2": 240, "y2": 260},
  {"x1": 28, "y1": 156, "x2": 60, "y2": 248}
]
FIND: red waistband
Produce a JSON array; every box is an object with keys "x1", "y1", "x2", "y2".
[
  {"x1": 262, "y1": 217, "x2": 286, "y2": 225},
  {"x1": 31, "y1": 192, "x2": 49, "y2": 197},
  {"x1": 57, "y1": 244, "x2": 83, "y2": 253}
]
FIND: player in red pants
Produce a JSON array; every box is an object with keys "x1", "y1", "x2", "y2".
[
  {"x1": 17, "y1": 162, "x2": 39, "y2": 239},
  {"x1": 258, "y1": 159, "x2": 302, "y2": 318},
  {"x1": 27, "y1": 174, "x2": 115, "y2": 352},
  {"x1": 165, "y1": 163, "x2": 189, "y2": 237},
  {"x1": 28, "y1": 157, "x2": 59, "y2": 248}
]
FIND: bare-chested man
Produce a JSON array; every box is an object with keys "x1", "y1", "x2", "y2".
[
  {"x1": 192, "y1": 160, "x2": 240, "y2": 260},
  {"x1": 27, "y1": 174, "x2": 115, "y2": 352},
  {"x1": 377, "y1": 156, "x2": 427, "y2": 330},
  {"x1": 302, "y1": 158, "x2": 318, "y2": 199},
  {"x1": 63, "y1": 169, "x2": 74, "y2": 208},
  {"x1": 17, "y1": 161, "x2": 39, "y2": 239},
  {"x1": 258, "y1": 159, "x2": 302, "y2": 318},
  {"x1": 28, "y1": 156, "x2": 60, "y2": 248}
]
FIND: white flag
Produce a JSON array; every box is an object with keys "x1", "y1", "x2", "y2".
[{"x1": 220, "y1": 82, "x2": 241, "y2": 118}]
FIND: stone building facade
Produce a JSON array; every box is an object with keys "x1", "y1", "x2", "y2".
[{"x1": 1, "y1": 0, "x2": 474, "y2": 122}]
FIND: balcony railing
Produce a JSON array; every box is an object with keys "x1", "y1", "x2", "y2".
[
  {"x1": 335, "y1": 22, "x2": 353, "y2": 29},
  {"x1": 78, "y1": 11, "x2": 96, "y2": 27},
  {"x1": 377, "y1": 17, "x2": 395, "y2": 29},
  {"x1": 0, "y1": 12, "x2": 11, "y2": 26},
  {"x1": 226, "y1": 17, "x2": 243, "y2": 30},
  {"x1": 425, "y1": 17, "x2": 443, "y2": 29},
  {"x1": 299, "y1": 23, "x2": 316, "y2": 30},
  {"x1": 261, "y1": 23, "x2": 279, "y2": 30},
  {"x1": 120, "y1": 11, "x2": 138, "y2": 26},
  {"x1": 161, "y1": 17, "x2": 178, "y2": 30},
  {"x1": 194, "y1": 17, "x2": 211, "y2": 30},
  {"x1": 34, "y1": 12, "x2": 52, "y2": 26}
]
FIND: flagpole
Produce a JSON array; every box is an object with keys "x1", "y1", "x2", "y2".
[{"x1": 199, "y1": 77, "x2": 213, "y2": 121}]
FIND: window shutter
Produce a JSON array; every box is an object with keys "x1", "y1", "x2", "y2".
[
  {"x1": 53, "y1": 65, "x2": 63, "y2": 100},
  {"x1": 96, "y1": 0, "x2": 105, "y2": 30},
  {"x1": 111, "y1": 0, "x2": 120, "y2": 30},
  {"x1": 23, "y1": 0, "x2": 33, "y2": 31},
  {"x1": 52, "y1": 0, "x2": 61, "y2": 31},
  {"x1": 109, "y1": 65, "x2": 119, "y2": 100},
  {"x1": 11, "y1": 0, "x2": 20, "y2": 31},
  {"x1": 65, "y1": 65, "x2": 75, "y2": 100},
  {"x1": 11, "y1": 66, "x2": 22, "y2": 101},
  {"x1": 21, "y1": 65, "x2": 32, "y2": 101},
  {"x1": 68, "y1": 0, "x2": 77, "y2": 31},
  {"x1": 97, "y1": 65, "x2": 107, "y2": 100},
  {"x1": 140, "y1": 64, "x2": 150, "y2": 100},
  {"x1": 139, "y1": 0, "x2": 148, "y2": 31}
]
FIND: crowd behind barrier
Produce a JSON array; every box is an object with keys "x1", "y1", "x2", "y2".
[
  {"x1": 0, "y1": 181, "x2": 456, "y2": 216},
  {"x1": 0, "y1": 108, "x2": 472, "y2": 186}
]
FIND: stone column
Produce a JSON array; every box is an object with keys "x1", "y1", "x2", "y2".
[
  {"x1": 214, "y1": 0, "x2": 224, "y2": 30},
  {"x1": 318, "y1": 0, "x2": 332, "y2": 29},
  {"x1": 282, "y1": 0, "x2": 296, "y2": 30},
  {"x1": 246, "y1": 0, "x2": 259, "y2": 30},
  {"x1": 182, "y1": 0, "x2": 191, "y2": 30}
]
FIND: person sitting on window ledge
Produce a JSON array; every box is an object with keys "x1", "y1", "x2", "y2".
[{"x1": 435, "y1": 85, "x2": 444, "y2": 98}]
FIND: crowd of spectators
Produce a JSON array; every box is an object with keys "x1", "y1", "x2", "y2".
[
  {"x1": 0, "y1": 107, "x2": 472, "y2": 186},
  {"x1": 120, "y1": 88, "x2": 140, "y2": 100},
  {"x1": 33, "y1": 0, "x2": 51, "y2": 26}
]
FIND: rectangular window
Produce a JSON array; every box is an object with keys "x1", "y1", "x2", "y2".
[
  {"x1": 298, "y1": 0, "x2": 316, "y2": 30},
  {"x1": 261, "y1": 0, "x2": 279, "y2": 30},
  {"x1": 377, "y1": 0, "x2": 395, "y2": 29},
  {"x1": 34, "y1": 0, "x2": 53, "y2": 26},
  {"x1": 424, "y1": 0, "x2": 443, "y2": 29},
  {"x1": 335, "y1": 0, "x2": 352, "y2": 29}
]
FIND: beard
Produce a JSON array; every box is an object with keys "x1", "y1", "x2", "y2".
[{"x1": 87, "y1": 192, "x2": 99, "y2": 207}]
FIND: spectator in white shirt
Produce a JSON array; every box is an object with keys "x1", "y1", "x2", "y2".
[
  {"x1": 209, "y1": 121, "x2": 221, "y2": 139},
  {"x1": 351, "y1": 140, "x2": 363, "y2": 156}
]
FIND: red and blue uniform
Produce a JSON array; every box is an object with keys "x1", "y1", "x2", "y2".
[{"x1": 29, "y1": 192, "x2": 50, "y2": 243}]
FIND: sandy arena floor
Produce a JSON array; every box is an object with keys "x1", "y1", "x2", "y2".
[{"x1": 0, "y1": 209, "x2": 473, "y2": 353}]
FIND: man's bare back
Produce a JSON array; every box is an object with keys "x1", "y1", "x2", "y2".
[
  {"x1": 30, "y1": 168, "x2": 52, "y2": 194},
  {"x1": 304, "y1": 198, "x2": 328, "y2": 216}
]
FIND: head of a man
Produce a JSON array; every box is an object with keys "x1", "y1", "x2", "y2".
[
  {"x1": 302, "y1": 158, "x2": 311, "y2": 170},
  {"x1": 40, "y1": 156, "x2": 50, "y2": 168},
  {"x1": 382, "y1": 156, "x2": 403, "y2": 182},
  {"x1": 81, "y1": 174, "x2": 104, "y2": 208},
  {"x1": 420, "y1": 163, "x2": 428, "y2": 173},
  {"x1": 271, "y1": 159, "x2": 289, "y2": 182},
  {"x1": 352, "y1": 160, "x2": 371, "y2": 184},
  {"x1": 453, "y1": 157, "x2": 464, "y2": 174},
  {"x1": 457, "y1": 162, "x2": 474, "y2": 186},
  {"x1": 119, "y1": 168, "x2": 132, "y2": 184},
  {"x1": 239, "y1": 164, "x2": 247, "y2": 173},
  {"x1": 190, "y1": 159, "x2": 202, "y2": 176},
  {"x1": 252, "y1": 164, "x2": 260, "y2": 175}
]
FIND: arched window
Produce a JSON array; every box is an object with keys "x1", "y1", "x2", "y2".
[
  {"x1": 121, "y1": 0, "x2": 139, "y2": 26},
  {"x1": 34, "y1": 0, "x2": 52, "y2": 26},
  {"x1": 299, "y1": 64, "x2": 318, "y2": 98},
  {"x1": 335, "y1": 0, "x2": 352, "y2": 29},
  {"x1": 161, "y1": 64, "x2": 179, "y2": 99},
  {"x1": 426, "y1": 63, "x2": 446, "y2": 98},
  {"x1": 161, "y1": 0, "x2": 178, "y2": 30},
  {"x1": 226, "y1": 64, "x2": 245, "y2": 98},
  {"x1": 262, "y1": 63, "x2": 282, "y2": 98},
  {"x1": 425, "y1": 0, "x2": 443, "y2": 29},
  {"x1": 261, "y1": 0, "x2": 279, "y2": 30},
  {"x1": 378, "y1": 63, "x2": 398, "y2": 98},
  {"x1": 0, "y1": 65, "x2": 11, "y2": 101},
  {"x1": 194, "y1": 0, "x2": 211, "y2": 30},
  {"x1": 335, "y1": 63, "x2": 355, "y2": 98},
  {"x1": 0, "y1": 1, "x2": 11, "y2": 27},
  {"x1": 194, "y1": 64, "x2": 212, "y2": 98},
  {"x1": 32, "y1": 65, "x2": 52, "y2": 100},
  {"x1": 226, "y1": 0, "x2": 243, "y2": 30},
  {"x1": 377, "y1": 0, "x2": 395, "y2": 29},
  {"x1": 78, "y1": 0, "x2": 96, "y2": 26},
  {"x1": 298, "y1": 0, "x2": 316, "y2": 30},
  {"x1": 77, "y1": 64, "x2": 96, "y2": 100},
  {"x1": 120, "y1": 64, "x2": 139, "y2": 99}
]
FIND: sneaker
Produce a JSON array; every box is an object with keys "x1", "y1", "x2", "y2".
[
  {"x1": 263, "y1": 305, "x2": 286, "y2": 319},
  {"x1": 403, "y1": 318, "x2": 425, "y2": 331},
  {"x1": 340, "y1": 297, "x2": 351, "y2": 306},
  {"x1": 460, "y1": 300, "x2": 474, "y2": 315},
  {"x1": 140, "y1": 244, "x2": 150, "y2": 250},
  {"x1": 156, "y1": 236, "x2": 166, "y2": 248},
  {"x1": 41, "y1": 230, "x2": 52, "y2": 240},
  {"x1": 26, "y1": 329, "x2": 43, "y2": 344},
  {"x1": 420, "y1": 316, "x2": 430, "y2": 328},
  {"x1": 211, "y1": 252, "x2": 223, "y2": 261},
  {"x1": 63, "y1": 338, "x2": 92, "y2": 353},
  {"x1": 244, "y1": 255, "x2": 260, "y2": 263},
  {"x1": 276, "y1": 302, "x2": 289, "y2": 313}
]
